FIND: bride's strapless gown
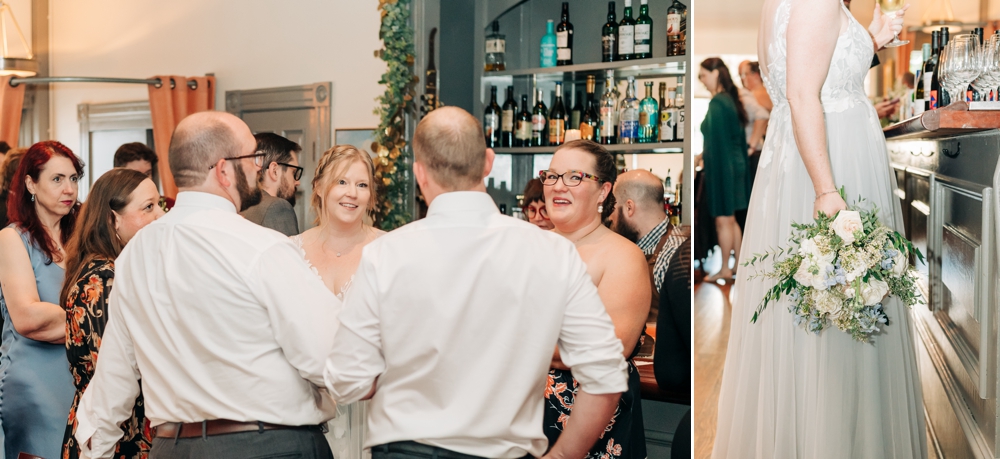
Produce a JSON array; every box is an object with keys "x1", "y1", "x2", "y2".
[{"x1": 712, "y1": 1, "x2": 927, "y2": 458}]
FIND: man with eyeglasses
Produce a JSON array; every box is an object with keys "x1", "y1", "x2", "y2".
[
  {"x1": 240, "y1": 132, "x2": 303, "y2": 236},
  {"x1": 75, "y1": 111, "x2": 339, "y2": 459}
]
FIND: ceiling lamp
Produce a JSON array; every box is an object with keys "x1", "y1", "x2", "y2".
[
  {"x1": 912, "y1": 0, "x2": 975, "y2": 34},
  {"x1": 0, "y1": 1, "x2": 35, "y2": 77}
]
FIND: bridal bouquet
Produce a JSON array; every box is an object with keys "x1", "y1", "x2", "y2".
[{"x1": 743, "y1": 191, "x2": 924, "y2": 342}]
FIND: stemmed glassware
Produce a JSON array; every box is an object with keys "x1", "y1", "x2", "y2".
[
  {"x1": 877, "y1": 0, "x2": 909, "y2": 48},
  {"x1": 945, "y1": 35, "x2": 981, "y2": 105},
  {"x1": 972, "y1": 35, "x2": 1000, "y2": 101}
]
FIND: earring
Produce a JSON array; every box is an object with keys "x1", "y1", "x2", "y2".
[
  {"x1": 30, "y1": 194, "x2": 34, "y2": 202},
  {"x1": 597, "y1": 204, "x2": 603, "y2": 213}
]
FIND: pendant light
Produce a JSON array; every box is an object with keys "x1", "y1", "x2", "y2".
[{"x1": 0, "y1": 1, "x2": 36, "y2": 77}]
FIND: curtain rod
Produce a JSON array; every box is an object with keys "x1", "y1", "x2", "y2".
[{"x1": 7, "y1": 76, "x2": 200, "y2": 89}]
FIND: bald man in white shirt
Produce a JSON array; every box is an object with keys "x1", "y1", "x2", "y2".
[
  {"x1": 75, "y1": 111, "x2": 340, "y2": 459},
  {"x1": 324, "y1": 107, "x2": 629, "y2": 459}
]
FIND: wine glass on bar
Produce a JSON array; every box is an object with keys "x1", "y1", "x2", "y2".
[{"x1": 878, "y1": 0, "x2": 908, "y2": 48}]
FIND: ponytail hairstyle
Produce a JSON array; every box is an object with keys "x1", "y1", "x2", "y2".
[{"x1": 701, "y1": 57, "x2": 748, "y2": 128}]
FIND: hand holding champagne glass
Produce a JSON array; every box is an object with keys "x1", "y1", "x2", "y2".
[{"x1": 877, "y1": 0, "x2": 909, "y2": 48}]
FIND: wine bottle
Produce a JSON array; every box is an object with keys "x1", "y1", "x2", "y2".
[
  {"x1": 638, "y1": 81, "x2": 658, "y2": 142},
  {"x1": 549, "y1": 82, "x2": 567, "y2": 146},
  {"x1": 619, "y1": 77, "x2": 639, "y2": 144},
  {"x1": 939, "y1": 27, "x2": 950, "y2": 106},
  {"x1": 541, "y1": 20, "x2": 557, "y2": 68},
  {"x1": 602, "y1": 2, "x2": 619, "y2": 62},
  {"x1": 516, "y1": 95, "x2": 532, "y2": 147},
  {"x1": 913, "y1": 43, "x2": 929, "y2": 115},
  {"x1": 659, "y1": 83, "x2": 675, "y2": 141},
  {"x1": 484, "y1": 86, "x2": 501, "y2": 148},
  {"x1": 532, "y1": 88, "x2": 549, "y2": 146},
  {"x1": 485, "y1": 21, "x2": 506, "y2": 72},
  {"x1": 501, "y1": 86, "x2": 516, "y2": 147},
  {"x1": 556, "y1": 2, "x2": 574, "y2": 66},
  {"x1": 635, "y1": 0, "x2": 652, "y2": 59},
  {"x1": 599, "y1": 72, "x2": 618, "y2": 144},
  {"x1": 667, "y1": 0, "x2": 685, "y2": 56},
  {"x1": 570, "y1": 90, "x2": 583, "y2": 131},
  {"x1": 928, "y1": 30, "x2": 940, "y2": 109},
  {"x1": 675, "y1": 77, "x2": 685, "y2": 140},
  {"x1": 581, "y1": 75, "x2": 599, "y2": 141},
  {"x1": 618, "y1": 0, "x2": 636, "y2": 60}
]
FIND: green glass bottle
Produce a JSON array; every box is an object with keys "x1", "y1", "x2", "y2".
[
  {"x1": 638, "y1": 81, "x2": 658, "y2": 143},
  {"x1": 634, "y1": 0, "x2": 652, "y2": 59}
]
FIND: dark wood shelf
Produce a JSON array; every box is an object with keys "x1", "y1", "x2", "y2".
[{"x1": 493, "y1": 141, "x2": 684, "y2": 155}]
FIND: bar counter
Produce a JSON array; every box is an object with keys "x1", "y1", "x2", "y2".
[{"x1": 883, "y1": 104, "x2": 1000, "y2": 458}]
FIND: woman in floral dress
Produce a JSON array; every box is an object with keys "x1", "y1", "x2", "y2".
[{"x1": 60, "y1": 168, "x2": 163, "y2": 459}]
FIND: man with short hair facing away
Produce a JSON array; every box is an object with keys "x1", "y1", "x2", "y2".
[
  {"x1": 75, "y1": 111, "x2": 339, "y2": 459},
  {"x1": 240, "y1": 132, "x2": 302, "y2": 236},
  {"x1": 114, "y1": 142, "x2": 174, "y2": 209},
  {"x1": 610, "y1": 169, "x2": 688, "y2": 322},
  {"x1": 324, "y1": 106, "x2": 628, "y2": 459}
]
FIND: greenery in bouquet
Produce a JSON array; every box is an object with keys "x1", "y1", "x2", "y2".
[{"x1": 743, "y1": 190, "x2": 925, "y2": 342}]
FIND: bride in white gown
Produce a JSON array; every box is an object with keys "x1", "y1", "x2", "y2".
[
  {"x1": 712, "y1": 0, "x2": 927, "y2": 457},
  {"x1": 293, "y1": 145, "x2": 384, "y2": 459}
]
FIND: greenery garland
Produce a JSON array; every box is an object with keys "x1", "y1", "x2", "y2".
[{"x1": 372, "y1": 0, "x2": 417, "y2": 230}]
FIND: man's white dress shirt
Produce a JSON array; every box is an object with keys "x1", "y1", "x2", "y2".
[
  {"x1": 324, "y1": 191, "x2": 628, "y2": 459},
  {"x1": 76, "y1": 192, "x2": 340, "y2": 459}
]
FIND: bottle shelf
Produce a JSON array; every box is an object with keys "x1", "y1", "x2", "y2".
[
  {"x1": 483, "y1": 56, "x2": 686, "y2": 80},
  {"x1": 492, "y1": 141, "x2": 684, "y2": 155}
]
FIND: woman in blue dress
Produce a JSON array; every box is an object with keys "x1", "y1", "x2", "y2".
[{"x1": 0, "y1": 141, "x2": 82, "y2": 459}]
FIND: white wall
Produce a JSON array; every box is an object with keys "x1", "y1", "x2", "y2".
[{"x1": 49, "y1": 0, "x2": 386, "y2": 155}]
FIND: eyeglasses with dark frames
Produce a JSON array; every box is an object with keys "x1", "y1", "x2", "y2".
[
  {"x1": 208, "y1": 152, "x2": 267, "y2": 170},
  {"x1": 539, "y1": 169, "x2": 604, "y2": 187},
  {"x1": 276, "y1": 162, "x2": 304, "y2": 181},
  {"x1": 525, "y1": 205, "x2": 549, "y2": 219}
]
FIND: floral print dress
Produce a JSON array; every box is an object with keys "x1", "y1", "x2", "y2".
[
  {"x1": 62, "y1": 258, "x2": 151, "y2": 459},
  {"x1": 543, "y1": 338, "x2": 646, "y2": 459}
]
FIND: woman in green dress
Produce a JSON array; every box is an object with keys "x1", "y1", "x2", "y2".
[{"x1": 698, "y1": 57, "x2": 750, "y2": 282}]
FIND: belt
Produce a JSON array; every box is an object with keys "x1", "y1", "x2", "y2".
[
  {"x1": 153, "y1": 419, "x2": 322, "y2": 439},
  {"x1": 373, "y1": 441, "x2": 533, "y2": 459}
]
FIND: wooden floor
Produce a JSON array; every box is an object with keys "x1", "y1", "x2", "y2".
[{"x1": 693, "y1": 256, "x2": 939, "y2": 459}]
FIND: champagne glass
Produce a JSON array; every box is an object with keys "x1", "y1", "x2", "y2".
[
  {"x1": 948, "y1": 35, "x2": 981, "y2": 104},
  {"x1": 878, "y1": 0, "x2": 908, "y2": 48},
  {"x1": 938, "y1": 44, "x2": 953, "y2": 105},
  {"x1": 972, "y1": 36, "x2": 999, "y2": 100}
]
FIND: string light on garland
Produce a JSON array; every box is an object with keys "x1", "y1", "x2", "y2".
[{"x1": 372, "y1": 0, "x2": 418, "y2": 230}]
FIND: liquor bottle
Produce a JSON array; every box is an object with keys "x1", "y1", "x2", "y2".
[
  {"x1": 667, "y1": 0, "x2": 685, "y2": 56},
  {"x1": 659, "y1": 83, "x2": 675, "y2": 141},
  {"x1": 971, "y1": 28, "x2": 984, "y2": 101},
  {"x1": 532, "y1": 88, "x2": 549, "y2": 146},
  {"x1": 913, "y1": 43, "x2": 929, "y2": 115},
  {"x1": 570, "y1": 90, "x2": 583, "y2": 130},
  {"x1": 618, "y1": 0, "x2": 636, "y2": 60},
  {"x1": 602, "y1": 2, "x2": 619, "y2": 62},
  {"x1": 619, "y1": 77, "x2": 639, "y2": 144},
  {"x1": 549, "y1": 82, "x2": 567, "y2": 146},
  {"x1": 581, "y1": 76, "x2": 599, "y2": 140},
  {"x1": 939, "y1": 27, "x2": 950, "y2": 106},
  {"x1": 928, "y1": 30, "x2": 940, "y2": 109},
  {"x1": 635, "y1": 0, "x2": 652, "y2": 59},
  {"x1": 541, "y1": 20, "x2": 557, "y2": 68},
  {"x1": 516, "y1": 95, "x2": 532, "y2": 147},
  {"x1": 484, "y1": 21, "x2": 506, "y2": 72},
  {"x1": 484, "y1": 86, "x2": 501, "y2": 148},
  {"x1": 675, "y1": 77, "x2": 685, "y2": 140},
  {"x1": 638, "y1": 81, "x2": 658, "y2": 142},
  {"x1": 556, "y1": 2, "x2": 574, "y2": 66},
  {"x1": 501, "y1": 86, "x2": 516, "y2": 147},
  {"x1": 599, "y1": 72, "x2": 618, "y2": 144}
]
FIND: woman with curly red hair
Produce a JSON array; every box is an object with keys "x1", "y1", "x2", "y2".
[{"x1": 0, "y1": 141, "x2": 83, "y2": 459}]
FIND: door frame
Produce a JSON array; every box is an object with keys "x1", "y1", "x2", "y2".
[{"x1": 77, "y1": 100, "x2": 154, "y2": 198}]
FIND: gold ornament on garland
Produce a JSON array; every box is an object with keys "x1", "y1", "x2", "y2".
[{"x1": 372, "y1": 0, "x2": 417, "y2": 230}]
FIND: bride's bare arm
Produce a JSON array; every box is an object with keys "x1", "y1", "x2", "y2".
[{"x1": 786, "y1": 0, "x2": 847, "y2": 217}]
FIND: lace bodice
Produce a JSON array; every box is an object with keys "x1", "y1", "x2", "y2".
[
  {"x1": 762, "y1": 0, "x2": 874, "y2": 113},
  {"x1": 290, "y1": 234, "x2": 353, "y2": 300}
]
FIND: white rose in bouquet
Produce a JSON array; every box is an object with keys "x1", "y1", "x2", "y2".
[
  {"x1": 793, "y1": 258, "x2": 831, "y2": 290},
  {"x1": 798, "y1": 238, "x2": 821, "y2": 259},
  {"x1": 859, "y1": 278, "x2": 890, "y2": 306},
  {"x1": 891, "y1": 248, "x2": 908, "y2": 275},
  {"x1": 831, "y1": 210, "x2": 864, "y2": 244},
  {"x1": 810, "y1": 289, "x2": 841, "y2": 314},
  {"x1": 842, "y1": 285, "x2": 856, "y2": 299}
]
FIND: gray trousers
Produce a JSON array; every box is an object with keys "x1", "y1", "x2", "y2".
[
  {"x1": 371, "y1": 441, "x2": 533, "y2": 459},
  {"x1": 150, "y1": 428, "x2": 334, "y2": 459}
]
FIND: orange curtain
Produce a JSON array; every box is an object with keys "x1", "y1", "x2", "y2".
[
  {"x1": 0, "y1": 75, "x2": 25, "y2": 147},
  {"x1": 148, "y1": 75, "x2": 215, "y2": 198}
]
